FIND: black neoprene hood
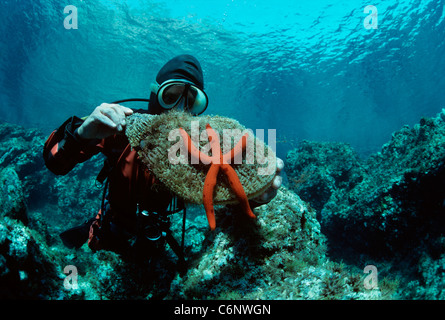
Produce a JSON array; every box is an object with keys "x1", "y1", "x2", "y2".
[
  {"x1": 148, "y1": 54, "x2": 204, "y2": 114},
  {"x1": 156, "y1": 54, "x2": 204, "y2": 90}
]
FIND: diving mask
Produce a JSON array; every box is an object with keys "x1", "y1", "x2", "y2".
[{"x1": 150, "y1": 79, "x2": 208, "y2": 115}]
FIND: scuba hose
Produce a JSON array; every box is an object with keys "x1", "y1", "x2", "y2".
[{"x1": 111, "y1": 98, "x2": 150, "y2": 104}]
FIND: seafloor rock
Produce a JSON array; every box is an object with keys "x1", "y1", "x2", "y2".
[
  {"x1": 47, "y1": 154, "x2": 103, "y2": 228},
  {"x1": 167, "y1": 188, "x2": 387, "y2": 299},
  {"x1": 285, "y1": 141, "x2": 364, "y2": 217},
  {"x1": 0, "y1": 166, "x2": 27, "y2": 224},
  {"x1": 0, "y1": 121, "x2": 103, "y2": 229},
  {"x1": 285, "y1": 109, "x2": 445, "y2": 298},
  {"x1": 328, "y1": 111, "x2": 444, "y2": 260},
  {"x1": 0, "y1": 122, "x2": 47, "y2": 203},
  {"x1": 0, "y1": 216, "x2": 61, "y2": 299}
]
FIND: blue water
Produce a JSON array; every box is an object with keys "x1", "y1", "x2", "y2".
[{"x1": 1, "y1": 0, "x2": 444, "y2": 159}]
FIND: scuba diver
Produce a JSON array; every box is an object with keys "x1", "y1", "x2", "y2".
[{"x1": 43, "y1": 54, "x2": 283, "y2": 266}]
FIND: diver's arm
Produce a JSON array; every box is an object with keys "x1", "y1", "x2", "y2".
[
  {"x1": 77, "y1": 103, "x2": 133, "y2": 139},
  {"x1": 43, "y1": 104, "x2": 133, "y2": 175},
  {"x1": 43, "y1": 116, "x2": 102, "y2": 175}
]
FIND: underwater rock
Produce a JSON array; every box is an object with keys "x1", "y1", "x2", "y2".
[
  {"x1": 0, "y1": 216, "x2": 60, "y2": 299},
  {"x1": 48, "y1": 155, "x2": 103, "y2": 227},
  {"x1": 285, "y1": 109, "x2": 445, "y2": 290},
  {"x1": 0, "y1": 166, "x2": 27, "y2": 224},
  {"x1": 0, "y1": 121, "x2": 53, "y2": 208},
  {"x1": 168, "y1": 187, "x2": 323, "y2": 299},
  {"x1": 0, "y1": 121, "x2": 102, "y2": 227},
  {"x1": 167, "y1": 188, "x2": 387, "y2": 299},
  {"x1": 0, "y1": 122, "x2": 46, "y2": 177},
  {"x1": 285, "y1": 141, "x2": 364, "y2": 216},
  {"x1": 0, "y1": 121, "x2": 107, "y2": 299}
]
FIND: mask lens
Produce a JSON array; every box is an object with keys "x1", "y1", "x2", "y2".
[
  {"x1": 159, "y1": 83, "x2": 185, "y2": 108},
  {"x1": 157, "y1": 80, "x2": 208, "y2": 114},
  {"x1": 186, "y1": 87, "x2": 208, "y2": 115}
]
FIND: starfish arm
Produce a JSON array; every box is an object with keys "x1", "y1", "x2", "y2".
[
  {"x1": 223, "y1": 132, "x2": 248, "y2": 164},
  {"x1": 179, "y1": 127, "x2": 212, "y2": 164},
  {"x1": 205, "y1": 124, "x2": 222, "y2": 164},
  {"x1": 203, "y1": 164, "x2": 220, "y2": 230},
  {"x1": 221, "y1": 164, "x2": 256, "y2": 219}
]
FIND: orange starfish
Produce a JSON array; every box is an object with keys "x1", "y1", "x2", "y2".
[{"x1": 179, "y1": 124, "x2": 256, "y2": 230}]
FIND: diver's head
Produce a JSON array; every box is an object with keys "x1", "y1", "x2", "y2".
[{"x1": 148, "y1": 54, "x2": 208, "y2": 115}]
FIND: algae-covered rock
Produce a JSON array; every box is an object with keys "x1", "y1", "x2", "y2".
[
  {"x1": 0, "y1": 166, "x2": 27, "y2": 224},
  {"x1": 285, "y1": 141, "x2": 364, "y2": 216},
  {"x1": 167, "y1": 187, "x2": 387, "y2": 299},
  {"x1": 168, "y1": 187, "x2": 323, "y2": 299},
  {"x1": 0, "y1": 122, "x2": 46, "y2": 181},
  {"x1": 0, "y1": 217, "x2": 60, "y2": 299},
  {"x1": 285, "y1": 109, "x2": 445, "y2": 299},
  {"x1": 323, "y1": 110, "x2": 445, "y2": 260},
  {"x1": 286, "y1": 110, "x2": 445, "y2": 260},
  {"x1": 0, "y1": 121, "x2": 102, "y2": 229}
]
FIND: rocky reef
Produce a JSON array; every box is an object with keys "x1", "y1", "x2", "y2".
[
  {"x1": 286, "y1": 109, "x2": 445, "y2": 299},
  {"x1": 2, "y1": 108, "x2": 444, "y2": 300},
  {"x1": 166, "y1": 191, "x2": 393, "y2": 300}
]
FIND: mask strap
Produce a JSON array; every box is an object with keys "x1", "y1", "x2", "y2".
[{"x1": 149, "y1": 82, "x2": 160, "y2": 94}]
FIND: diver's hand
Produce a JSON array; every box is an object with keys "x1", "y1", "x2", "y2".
[
  {"x1": 77, "y1": 103, "x2": 133, "y2": 140},
  {"x1": 254, "y1": 158, "x2": 284, "y2": 204}
]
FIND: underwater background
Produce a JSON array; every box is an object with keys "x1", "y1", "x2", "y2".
[{"x1": 0, "y1": 0, "x2": 444, "y2": 300}]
